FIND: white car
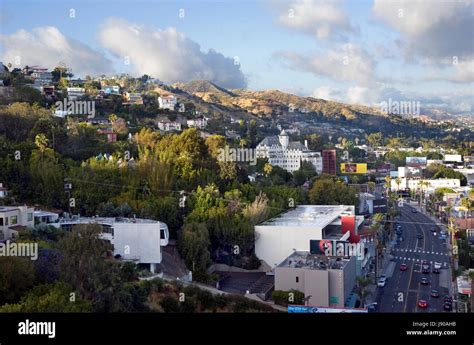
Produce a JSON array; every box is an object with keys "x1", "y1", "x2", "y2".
[
  {"x1": 377, "y1": 276, "x2": 387, "y2": 287},
  {"x1": 434, "y1": 262, "x2": 442, "y2": 269}
]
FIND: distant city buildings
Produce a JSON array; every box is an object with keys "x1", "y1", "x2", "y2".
[{"x1": 256, "y1": 130, "x2": 322, "y2": 173}]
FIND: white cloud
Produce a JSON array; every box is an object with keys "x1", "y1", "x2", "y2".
[
  {"x1": 312, "y1": 86, "x2": 339, "y2": 100},
  {"x1": 0, "y1": 27, "x2": 113, "y2": 76},
  {"x1": 275, "y1": 43, "x2": 377, "y2": 86},
  {"x1": 373, "y1": 0, "x2": 474, "y2": 63},
  {"x1": 99, "y1": 18, "x2": 246, "y2": 88},
  {"x1": 272, "y1": 0, "x2": 356, "y2": 39}
]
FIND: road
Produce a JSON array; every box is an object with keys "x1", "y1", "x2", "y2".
[{"x1": 375, "y1": 202, "x2": 452, "y2": 312}]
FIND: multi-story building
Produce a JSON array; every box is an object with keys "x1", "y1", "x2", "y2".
[
  {"x1": 67, "y1": 87, "x2": 86, "y2": 100},
  {"x1": 322, "y1": 149, "x2": 337, "y2": 175},
  {"x1": 0, "y1": 206, "x2": 35, "y2": 241},
  {"x1": 255, "y1": 205, "x2": 365, "y2": 270},
  {"x1": 53, "y1": 216, "x2": 169, "y2": 273},
  {"x1": 275, "y1": 251, "x2": 356, "y2": 308},
  {"x1": 158, "y1": 95, "x2": 177, "y2": 111},
  {"x1": 256, "y1": 130, "x2": 322, "y2": 173}
]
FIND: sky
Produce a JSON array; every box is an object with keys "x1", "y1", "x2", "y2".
[{"x1": 0, "y1": 0, "x2": 473, "y2": 113}]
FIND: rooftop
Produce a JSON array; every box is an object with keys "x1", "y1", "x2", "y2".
[
  {"x1": 58, "y1": 216, "x2": 160, "y2": 225},
  {"x1": 258, "y1": 205, "x2": 355, "y2": 228},
  {"x1": 278, "y1": 251, "x2": 350, "y2": 270}
]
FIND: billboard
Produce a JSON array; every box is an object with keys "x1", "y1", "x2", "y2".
[
  {"x1": 288, "y1": 305, "x2": 368, "y2": 313},
  {"x1": 340, "y1": 163, "x2": 367, "y2": 174},
  {"x1": 406, "y1": 157, "x2": 427, "y2": 167},
  {"x1": 406, "y1": 166, "x2": 422, "y2": 178}
]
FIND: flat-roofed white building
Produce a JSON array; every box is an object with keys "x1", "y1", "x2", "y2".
[
  {"x1": 390, "y1": 178, "x2": 461, "y2": 192},
  {"x1": 54, "y1": 216, "x2": 169, "y2": 273},
  {"x1": 255, "y1": 205, "x2": 364, "y2": 269},
  {"x1": 0, "y1": 206, "x2": 35, "y2": 241}
]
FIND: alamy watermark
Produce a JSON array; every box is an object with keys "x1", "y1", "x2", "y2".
[
  {"x1": 217, "y1": 145, "x2": 257, "y2": 165},
  {"x1": 380, "y1": 98, "x2": 420, "y2": 116},
  {"x1": 0, "y1": 240, "x2": 38, "y2": 260},
  {"x1": 55, "y1": 98, "x2": 95, "y2": 118}
]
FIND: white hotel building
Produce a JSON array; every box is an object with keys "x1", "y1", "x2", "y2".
[{"x1": 256, "y1": 130, "x2": 322, "y2": 173}]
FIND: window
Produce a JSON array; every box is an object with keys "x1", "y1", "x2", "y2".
[
  {"x1": 11, "y1": 216, "x2": 17, "y2": 225},
  {"x1": 160, "y1": 229, "x2": 166, "y2": 239},
  {"x1": 0, "y1": 217, "x2": 3, "y2": 226},
  {"x1": 27, "y1": 213, "x2": 33, "y2": 222},
  {"x1": 5, "y1": 217, "x2": 8, "y2": 226},
  {"x1": 296, "y1": 276, "x2": 299, "y2": 283}
]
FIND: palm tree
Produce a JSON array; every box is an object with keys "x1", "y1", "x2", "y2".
[
  {"x1": 355, "y1": 276, "x2": 372, "y2": 308},
  {"x1": 395, "y1": 177, "x2": 402, "y2": 193},
  {"x1": 384, "y1": 176, "x2": 391, "y2": 197},
  {"x1": 263, "y1": 163, "x2": 273, "y2": 176}
]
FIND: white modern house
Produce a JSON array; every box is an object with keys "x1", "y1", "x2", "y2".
[
  {"x1": 0, "y1": 206, "x2": 35, "y2": 241},
  {"x1": 53, "y1": 216, "x2": 169, "y2": 273},
  {"x1": 256, "y1": 130, "x2": 323, "y2": 173},
  {"x1": 158, "y1": 95, "x2": 177, "y2": 111},
  {"x1": 187, "y1": 118, "x2": 208, "y2": 129},
  {"x1": 255, "y1": 205, "x2": 364, "y2": 269}
]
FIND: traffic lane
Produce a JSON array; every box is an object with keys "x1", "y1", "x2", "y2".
[{"x1": 403, "y1": 209, "x2": 450, "y2": 312}]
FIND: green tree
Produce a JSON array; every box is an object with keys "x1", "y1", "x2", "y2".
[
  {"x1": 0, "y1": 256, "x2": 36, "y2": 304},
  {"x1": 309, "y1": 176, "x2": 358, "y2": 206},
  {"x1": 179, "y1": 222, "x2": 211, "y2": 273}
]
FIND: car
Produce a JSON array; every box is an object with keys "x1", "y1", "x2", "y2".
[
  {"x1": 418, "y1": 300, "x2": 428, "y2": 308},
  {"x1": 443, "y1": 303, "x2": 453, "y2": 311},
  {"x1": 377, "y1": 277, "x2": 386, "y2": 287},
  {"x1": 417, "y1": 233, "x2": 424, "y2": 239},
  {"x1": 430, "y1": 227, "x2": 437, "y2": 232},
  {"x1": 444, "y1": 296, "x2": 453, "y2": 303},
  {"x1": 430, "y1": 289, "x2": 439, "y2": 298},
  {"x1": 434, "y1": 262, "x2": 442, "y2": 269},
  {"x1": 422, "y1": 262, "x2": 430, "y2": 273},
  {"x1": 400, "y1": 263, "x2": 408, "y2": 271},
  {"x1": 420, "y1": 277, "x2": 429, "y2": 285},
  {"x1": 412, "y1": 209, "x2": 417, "y2": 213}
]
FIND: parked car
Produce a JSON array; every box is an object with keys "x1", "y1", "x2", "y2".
[
  {"x1": 444, "y1": 302, "x2": 453, "y2": 311},
  {"x1": 412, "y1": 209, "x2": 417, "y2": 213}
]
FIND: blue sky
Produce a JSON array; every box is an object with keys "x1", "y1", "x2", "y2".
[{"x1": 1, "y1": 0, "x2": 473, "y2": 113}]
